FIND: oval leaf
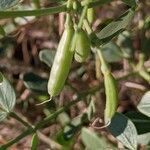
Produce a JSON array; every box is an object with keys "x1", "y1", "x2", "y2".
[
  {"x1": 23, "y1": 72, "x2": 48, "y2": 95},
  {"x1": 96, "y1": 8, "x2": 135, "y2": 45},
  {"x1": 125, "y1": 111, "x2": 150, "y2": 134},
  {"x1": 0, "y1": 0, "x2": 20, "y2": 10},
  {"x1": 117, "y1": 30, "x2": 134, "y2": 58},
  {"x1": 39, "y1": 49, "x2": 55, "y2": 67},
  {"x1": 101, "y1": 41, "x2": 122, "y2": 63},
  {"x1": 108, "y1": 113, "x2": 138, "y2": 150},
  {"x1": 0, "y1": 73, "x2": 16, "y2": 122},
  {"x1": 137, "y1": 91, "x2": 150, "y2": 117}
]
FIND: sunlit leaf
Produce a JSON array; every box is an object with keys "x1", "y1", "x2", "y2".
[
  {"x1": 108, "y1": 113, "x2": 138, "y2": 150},
  {"x1": 137, "y1": 91, "x2": 150, "y2": 117},
  {"x1": 95, "y1": 8, "x2": 135, "y2": 45},
  {"x1": 0, "y1": 72, "x2": 16, "y2": 122}
]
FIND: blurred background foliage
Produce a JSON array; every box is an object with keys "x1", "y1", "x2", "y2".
[{"x1": 0, "y1": 0, "x2": 149, "y2": 149}]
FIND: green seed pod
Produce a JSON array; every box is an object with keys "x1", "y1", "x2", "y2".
[
  {"x1": 97, "y1": 49, "x2": 118, "y2": 124},
  {"x1": 48, "y1": 24, "x2": 74, "y2": 97},
  {"x1": 87, "y1": 8, "x2": 95, "y2": 24},
  {"x1": 104, "y1": 73, "x2": 118, "y2": 124},
  {"x1": 74, "y1": 29, "x2": 91, "y2": 62}
]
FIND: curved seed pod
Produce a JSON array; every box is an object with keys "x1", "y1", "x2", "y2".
[
  {"x1": 87, "y1": 8, "x2": 95, "y2": 24},
  {"x1": 97, "y1": 49, "x2": 118, "y2": 124},
  {"x1": 74, "y1": 29, "x2": 91, "y2": 62},
  {"x1": 48, "y1": 25, "x2": 74, "y2": 97},
  {"x1": 104, "y1": 73, "x2": 118, "y2": 124}
]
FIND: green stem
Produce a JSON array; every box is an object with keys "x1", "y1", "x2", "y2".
[
  {"x1": 71, "y1": 1, "x2": 90, "y2": 51},
  {"x1": 0, "y1": 93, "x2": 93, "y2": 149},
  {"x1": 0, "y1": 4, "x2": 66, "y2": 19},
  {"x1": 78, "y1": 5, "x2": 88, "y2": 29},
  {"x1": 0, "y1": 128, "x2": 33, "y2": 150},
  {"x1": 9, "y1": 112, "x2": 33, "y2": 128},
  {"x1": 137, "y1": 53, "x2": 150, "y2": 83},
  {"x1": 0, "y1": 71, "x2": 135, "y2": 149},
  {"x1": 97, "y1": 48, "x2": 111, "y2": 74},
  {"x1": 0, "y1": 0, "x2": 110, "y2": 19}
]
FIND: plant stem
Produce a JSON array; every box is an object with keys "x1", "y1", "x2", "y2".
[
  {"x1": 0, "y1": 0, "x2": 110, "y2": 19},
  {"x1": 78, "y1": 5, "x2": 88, "y2": 29},
  {"x1": 9, "y1": 112, "x2": 33, "y2": 128},
  {"x1": 137, "y1": 53, "x2": 150, "y2": 83},
  {"x1": 0, "y1": 128, "x2": 33, "y2": 150},
  {"x1": 0, "y1": 94, "x2": 91, "y2": 149},
  {"x1": 0, "y1": 71, "x2": 135, "y2": 149},
  {"x1": 0, "y1": 4, "x2": 66, "y2": 19}
]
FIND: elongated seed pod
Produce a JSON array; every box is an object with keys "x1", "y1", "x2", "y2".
[
  {"x1": 97, "y1": 49, "x2": 118, "y2": 124},
  {"x1": 74, "y1": 29, "x2": 91, "y2": 62},
  {"x1": 104, "y1": 73, "x2": 118, "y2": 124},
  {"x1": 48, "y1": 25, "x2": 74, "y2": 97}
]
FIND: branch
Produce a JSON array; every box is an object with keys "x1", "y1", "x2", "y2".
[
  {"x1": 0, "y1": 0, "x2": 111, "y2": 19},
  {"x1": 0, "y1": 70, "x2": 135, "y2": 149}
]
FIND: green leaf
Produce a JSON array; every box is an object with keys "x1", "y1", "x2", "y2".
[
  {"x1": 96, "y1": 8, "x2": 135, "y2": 45},
  {"x1": 23, "y1": 72, "x2": 48, "y2": 95},
  {"x1": 0, "y1": 0, "x2": 20, "y2": 10},
  {"x1": 81, "y1": 128, "x2": 107, "y2": 150},
  {"x1": 0, "y1": 72, "x2": 16, "y2": 122},
  {"x1": 122, "y1": 0, "x2": 137, "y2": 7},
  {"x1": 39, "y1": 49, "x2": 55, "y2": 67},
  {"x1": 117, "y1": 30, "x2": 134, "y2": 58},
  {"x1": 125, "y1": 111, "x2": 150, "y2": 134},
  {"x1": 137, "y1": 91, "x2": 150, "y2": 117},
  {"x1": 101, "y1": 41, "x2": 122, "y2": 63},
  {"x1": 108, "y1": 113, "x2": 138, "y2": 150},
  {"x1": 31, "y1": 133, "x2": 39, "y2": 150}
]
